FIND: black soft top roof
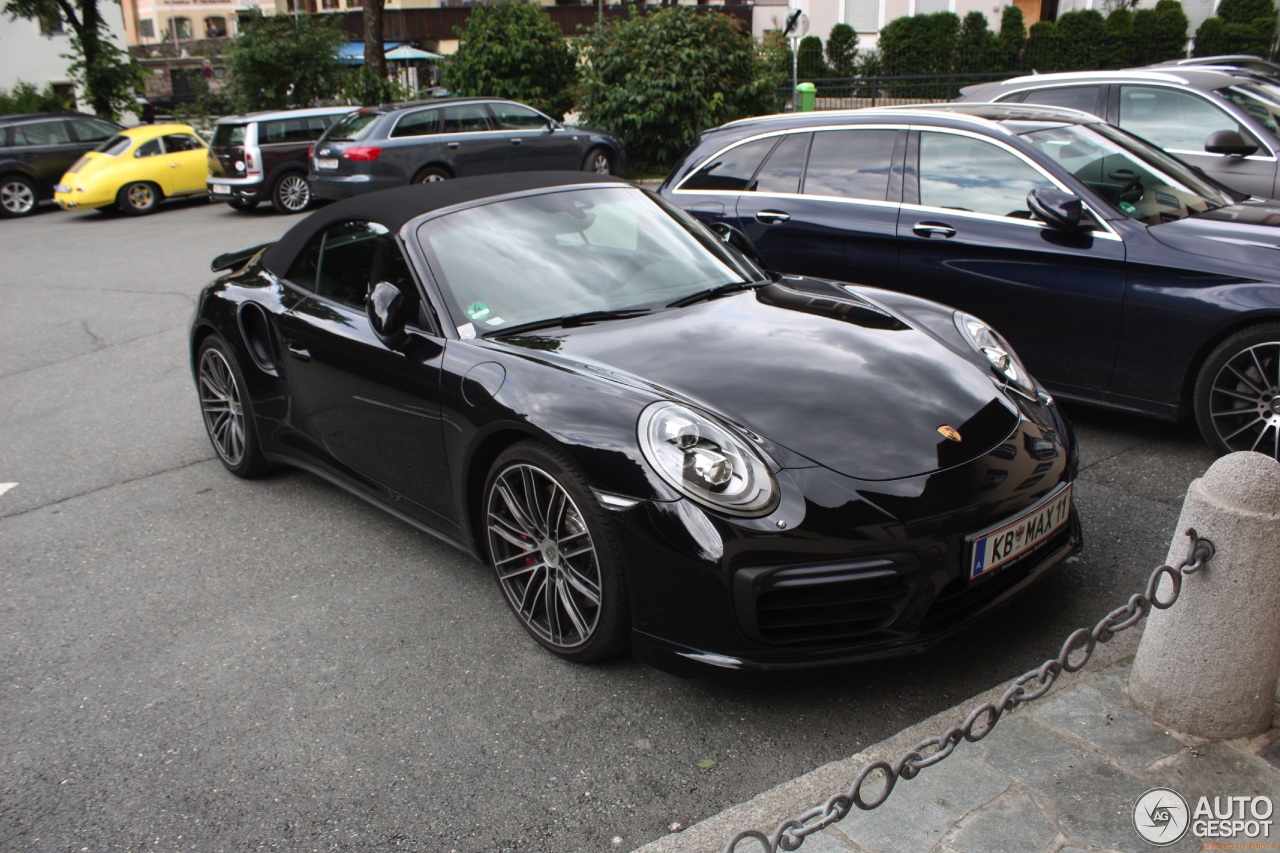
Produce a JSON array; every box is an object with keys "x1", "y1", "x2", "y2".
[{"x1": 260, "y1": 171, "x2": 631, "y2": 275}]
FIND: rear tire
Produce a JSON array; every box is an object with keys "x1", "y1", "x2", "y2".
[
  {"x1": 271, "y1": 173, "x2": 312, "y2": 214},
  {"x1": 118, "y1": 181, "x2": 159, "y2": 215},
  {"x1": 413, "y1": 166, "x2": 451, "y2": 184},
  {"x1": 1193, "y1": 322, "x2": 1280, "y2": 460},
  {"x1": 0, "y1": 174, "x2": 37, "y2": 218},
  {"x1": 582, "y1": 148, "x2": 613, "y2": 175}
]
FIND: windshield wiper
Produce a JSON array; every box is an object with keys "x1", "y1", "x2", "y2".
[
  {"x1": 667, "y1": 281, "x2": 764, "y2": 308},
  {"x1": 485, "y1": 308, "x2": 653, "y2": 337}
]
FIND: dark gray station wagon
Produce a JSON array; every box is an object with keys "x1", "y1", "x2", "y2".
[{"x1": 308, "y1": 98, "x2": 626, "y2": 201}]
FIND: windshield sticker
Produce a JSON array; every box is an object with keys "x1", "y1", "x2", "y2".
[
  {"x1": 465, "y1": 301, "x2": 492, "y2": 322},
  {"x1": 457, "y1": 323, "x2": 477, "y2": 340},
  {"x1": 485, "y1": 316, "x2": 506, "y2": 326}
]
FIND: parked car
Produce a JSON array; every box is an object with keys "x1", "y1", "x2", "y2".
[
  {"x1": 1154, "y1": 54, "x2": 1280, "y2": 83},
  {"x1": 54, "y1": 123, "x2": 209, "y2": 215},
  {"x1": 958, "y1": 68, "x2": 1280, "y2": 200},
  {"x1": 207, "y1": 106, "x2": 353, "y2": 214},
  {"x1": 0, "y1": 112, "x2": 122, "y2": 217},
  {"x1": 308, "y1": 98, "x2": 625, "y2": 201},
  {"x1": 190, "y1": 172, "x2": 1080, "y2": 674},
  {"x1": 660, "y1": 103, "x2": 1280, "y2": 460}
]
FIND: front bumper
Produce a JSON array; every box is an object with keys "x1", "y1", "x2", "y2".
[{"x1": 614, "y1": 402, "x2": 1082, "y2": 677}]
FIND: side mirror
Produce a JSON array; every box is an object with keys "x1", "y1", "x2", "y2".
[
  {"x1": 1205, "y1": 129, "x2": 1259, "y2": 157},
  {"x1": 368, "y1": 281, "x2": 409, "y2": 348},
  {"x1": 1027, "y1": 187, "x2": 1085, "y2": 232}
]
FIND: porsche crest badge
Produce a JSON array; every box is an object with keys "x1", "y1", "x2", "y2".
[{"x1": 937, "y1": 425, "x2": 962, "y2": 442}]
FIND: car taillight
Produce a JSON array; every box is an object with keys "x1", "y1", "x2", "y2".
[
  {"x1": 245, "y1": 148, "x2": 261, "y2": 176},
  {"x1": 343, "y1": 147, "x2": 382, "y2": 162},
  {"x1": 307, "y1": 145, "x2": 314, "y2": 157}
]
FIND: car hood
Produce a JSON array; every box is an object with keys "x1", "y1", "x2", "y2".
[
  {"x1": 1149, "y1": 199, "x2": 1280, "y2": 267},
  {"x1": 494, "y1": 279, "x2": 1020, "y2": 482}
]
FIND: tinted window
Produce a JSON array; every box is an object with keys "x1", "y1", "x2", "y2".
[
  {"x1": 490, "y1": 102, "x2": 548, "y2": 130},
  {"x1": 917, "y1": 132, "x2": 1052, "y2": 218},
  {"x1": 1217, "y1": 84, "x2": 1280, "y2": 146},
  {"x1": 262, "y1": 119, "x2": 312, "y2": 143},
  {"x1": 289, "y1": 221, "x2": 411, "y2": 310},
  {"x1": 1016, "y1": 86, "x2": 1102, "y2": 116},
  {"x1": 212, "y1": 123, "x2": 247, "y2": 147},
  {"x1": 12, "y1": 119, "x2": 70, "y2": 146},
  {"x1": 98, "y1": 135, "x2": 132, "y2": 156},
  {"x1": 135, "y1": 139, "x2": 162, "y2": 158},
  {"x1": 327, "y1": 111, "x2": 380, "y2": 142},
  {"x1": 803, "y1": 129, "x2": 897, "y2": 201},
  {"x1": 391, "y1": 109, "x2": 439, "y2": 138},
  {"x1": 441, "y1": 104, "x2": 492, "y2": 134},
  {"x1": 681, "y1": 136, "x2": 780, "y2": 191},
  {"x1": 162, "y1": 134, "x2": 203, "y2": 153},
  {"x1": 1118, "y1": 86, "x2": 1241, "y2": 152},
  {"x1": 754, "y1": 133, "x2": 809, "y2": 194},
  {"x1": 69, "y1": 118, "x2": 118, "y2": 143}
]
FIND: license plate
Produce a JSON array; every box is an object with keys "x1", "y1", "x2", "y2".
[
  {"x1": 315, "y1": 158, "x2": 339, "y2": 170},
  {"x1": 54, "y1": 183, "x2": 69, "y2": 193},
  {"x1": 968, "y1": 483, "x2": 1072, "y2": 579},
  {"x1": 212, "y1": 183, "x2": 230, "y2": 194}
]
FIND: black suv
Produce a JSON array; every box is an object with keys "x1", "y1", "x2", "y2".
[
  {"x1": 207, "y1": 106, "x2": 353, "y2": 214},
  {"x1": 1, "y1": 112, "x2": 122, "y2": 217},
  {"x1": 309, "y1": 98, "x2": 625, "y2": 201}
]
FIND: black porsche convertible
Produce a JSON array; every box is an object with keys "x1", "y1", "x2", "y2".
[{"x1": 190, "y1": 172, "x2": 1081, "y2": 674}]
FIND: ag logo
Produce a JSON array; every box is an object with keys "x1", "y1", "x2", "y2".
[{"x1": 1134, "y1": 787, "x2": 1190, "y2": 845}]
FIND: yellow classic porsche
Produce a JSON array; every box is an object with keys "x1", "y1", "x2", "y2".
[{"x1": 54, "y1": 124, "x2": 210, "y2": 215}]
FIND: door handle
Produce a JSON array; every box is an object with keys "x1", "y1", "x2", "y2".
[
  {"x1": 286, "y1": 342, "x2": 311, "y2": 361},
  {"x1": 912, "y1": 222, "x2": 957, "y2": 238},
  {"x1": 510, "y1": 139, "x2": 522, "y2": 145},
  {"x1": 447, "y1": 142, "x2": 459, "y2": 149},
  {"x1": 755, "y1": 210, "x2": 791, "y2": 224},
  {"x1": 170, "y1": 163, "x2": 179, "y2": 168}
]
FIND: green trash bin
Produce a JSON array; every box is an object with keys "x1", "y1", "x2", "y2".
[{"x1": 795, "y1": 82, "x2": 816, "y2": 112}]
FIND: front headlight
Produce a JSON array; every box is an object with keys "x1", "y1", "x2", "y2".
[
  {"x1": 955, "y1": 312, "x2": 1037, "y2": 398},
  {"x1": 638, "y1": 402, "x2": 778, "y2": 517}
]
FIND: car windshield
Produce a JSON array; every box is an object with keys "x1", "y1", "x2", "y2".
[
  {"x1": 415, "y1": 186, "x2": 764, "y2": 336},
  {"x1": 211, "y1": 123, "x2": 247, "y2": 147},
  {"x1": 325, "y1": 110, "x2": 380, "y2": 142},
  {"x1": 1216, "y1": 83, "x2": 1280, "y2": 146},
  {"x1": 1021, "y1": 122, "x2": 1238, "y2": 225},
  {"x1": 96, "y1": 135, "x2": 133, "y2": 157}
]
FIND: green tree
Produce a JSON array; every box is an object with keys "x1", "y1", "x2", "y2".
[
  {"x1": 1129, "y1": 0, "x2": 1188, "y2": 63},
  {"x1": 1103, "y1": 7, "x2": 1134, "y2": 68},
  {"x1": 222, "y1": 11, "x2": 346, "y2": 111},
  {"x1": 0, "y1": 80, "x2": 70, "y2": 113},
  {"x1": 825, "y1": 23, "x2": 859, "y2": 78},
  {"x1": 2, "y1": 0, "x2": 142, "y2": 119},
  {"x1": 1193, "y1": 0, "x2": 1277, "y2": 58},
  {"x1": 877, "y1": 12, "x2": 961, "y2": 77},
  {"x1": 1055, "y1": 9, "x2": 1108, "y2": 70},
  {"x1": 577, "y1": 8, "x2": 775, "y2": 171},
  {"x1": 449, "y1": 0, "x2": 576, "y2": 121},
  {"x1": 997, "y1": 5, "x2": 1027, "y2": 71},
  {"x1": 956, "y1": 11, "x2": 998, "y2": 74},
  {"x1": 797, "y1": 34, "x2": 826, "y2": 79}
]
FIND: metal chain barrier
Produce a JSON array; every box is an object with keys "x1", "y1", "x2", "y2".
[{"x1": 722, "y1": 528, "x2": 1216, "y2": 853}]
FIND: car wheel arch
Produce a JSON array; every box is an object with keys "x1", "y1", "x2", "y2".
[
  {"x1": 412, "y1": 163, "x2": 453, "y2": 183},
  {"x1": 1181, "y1": 312, "x2": 1280, "y2": 418}
]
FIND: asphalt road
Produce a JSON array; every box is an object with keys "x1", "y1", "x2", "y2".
[{"x1": 0, "y1": 197, "x2": 1217, "y2": 852}]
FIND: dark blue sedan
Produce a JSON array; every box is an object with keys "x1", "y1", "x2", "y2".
[{"x1": 661, "y1": 103, "x2": 1280, "y2": 460}]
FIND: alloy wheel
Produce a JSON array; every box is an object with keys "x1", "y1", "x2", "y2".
[
  {"x1": 275, "y1": 174, "x2": 310, "y2": 213},
  {"x1": 486, "y1": 463, "x2": 602, "y2": 651},
  {"x1": 1, "y1": 178, "x2": 36, "y2": 216},
  {"x1": 1206, "y1": 341, "x2": 1280, "y2": 458},
  {"x1": 199, "y1": 347, "x2": 247, "y2": 466}
]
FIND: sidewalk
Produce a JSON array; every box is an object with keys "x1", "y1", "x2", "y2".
[{"x1": 635, "y1": 636, "x2": 1280, "y2": 853}]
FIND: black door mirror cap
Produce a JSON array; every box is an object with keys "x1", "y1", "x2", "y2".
[
  {"x1": 1027, "y1": 187, "x2": 1085, "y2": 232},
  {"x1": 1205, "y1": 129, "x2": 1259, "y2": 157}
]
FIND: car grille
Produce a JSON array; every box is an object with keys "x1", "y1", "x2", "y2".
[{"x1": 734, "y1": 553, "x2": 920, "y2": 646}]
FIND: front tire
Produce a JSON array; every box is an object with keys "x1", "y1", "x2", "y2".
[
  {"x1": 483, "y1": 440, "x2": 630, "y2": 662},
  {"x1": 197, "y1": 336, "x2": 270, "y2": 478},
  {"x1": 0, "y1": 174, "x2": 37, "y2": 218},
  {"x1": 1193, "y1": 323, "x2": 1280, "y2": 460},
  {"x1": 271, "y1": 173, "x2": 311, "y2": 214},
  {"x1": 583, "y1": 148, "x2": 614, "y2": 175},
  {"x1": 118, "y1": 181, "x2": 159, "y2": 215}
]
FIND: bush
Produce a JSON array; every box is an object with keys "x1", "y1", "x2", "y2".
[
  {"x1": 1129, "y1": 0, "x2": 1189, "y2": 64},
  {"x1": 797, "y1": 35, "x2": 827, "y2": 79},
  {"x1": 0, "y1": 81, "x2": 69, "y2": 114},
  {"x1": 997, "y1": 6, "x2": 1027, "y2": 71},
  {"x1": 577, "y1": 8, "x2": 775, "y2": 171},
  {"x1": 826, "y1": 23, "x2": 859, "y2": 78},
  {"x1": 1193, "y1": 0, "x2": 1278, "y2": 58},
  {"x1": 955, "y1": 11, "x2": 998, "y2": 75},
  {"x1": 449, "y1": 0, "x2": 576, "y2": 121},
  {"x1": 878, "y1": 12, "x2": 963, "y2": 77}
]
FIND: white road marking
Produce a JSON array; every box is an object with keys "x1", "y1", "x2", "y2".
[{"x1": 0, "y1": 483, "x2": 16, "y2": 496}]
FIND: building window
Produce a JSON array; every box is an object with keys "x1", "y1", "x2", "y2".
[
  {"x1": 169, "y1": 17, "x2": 192, "y2": 40},
  {"x1": 346, "y1": 0, "x2": 363, "y2": 8},
  {"x1": 843, "y1": 0, "x2": 878, "y2": 34},
  {"x1": 139, "y1": 19, "x2": 155, "y2": 38},
  {"x1": 204, "y1": 16, "x2": 227, "y2": 37}
]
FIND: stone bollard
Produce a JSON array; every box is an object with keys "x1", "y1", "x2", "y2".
[{"x1": 1129, "y1": 451, "x2": 1280, "y2": 739}]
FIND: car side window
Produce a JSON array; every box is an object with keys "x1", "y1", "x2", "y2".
[
  {"x1": 69, "y1": 118, "x2": 118, "y2": 143},
  {"x1": 917, "y1": 132, "x2": 1053, "y2": 218},
  {"x1": 803, "y1": 129, "x2": 897, "y2": 201},
  {"x1": 441, "y1": 105, "x2": 492, "y2": 134},
  {"x1": 753, "y1": 133, "x2": 809, "y2": 194},
  {"x1": 288, "y1": 221, "x2": 413, "y2": 311},
  {"x1": 1118, "y1": 86, "x2": 1251, "y2": 153},
  {"x1": 13, "y1": 119, "x2": 71, "y2": 146},
  {"x1": 680, "y1": 136, "x2": 780, "y2": 191},
  {"x1": 134, "y1": 139, "x2": 163, "y2": 158},
  {"x1": 1016, "y1": 86, "x2": 1103, "y2": 117},
  {"x1": 162, "y1": 134, "x2": 204, "y2": 153},
  {"x1": 262, "y1": 119, "x2": 311, "y2": 143},
  {"x1": 489, "y1": 103, "x2": 548, "y2": 130},
  {"x1": 391, "y1": 109, "x2": 440, "y2": 138}
]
